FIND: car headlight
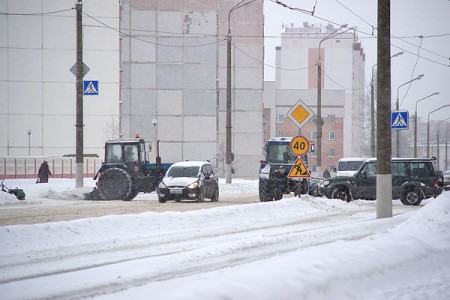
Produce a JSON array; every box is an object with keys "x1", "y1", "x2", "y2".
[
  {"x1": 158, "y1": 181, "x2": 167, "y2": 189},
  {"x1": 321, "y1": 180, "x2": 330, "y2": 187},
  {"x1": 188, "y1": 181, "x2": 199, "y2": 189}
]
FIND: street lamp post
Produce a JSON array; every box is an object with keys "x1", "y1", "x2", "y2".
[
  {"x1": 395, "y1": 74, "x2": 424, "y2": 157},
  {"x1": 27, "y1": 129, "x2": 32, "y2": 156},
  {"x1": 437, "y1": 118, "x2": 450, "y2": 169},
  {"x1": 370, "y1": 51, "x2": 403, "y2": 157},
  {"x1": 413, "y1": 92, "x2": 439, "y2": 157},
  {"x1": 446, "y1": 137, "x2": 448, "y2": 170},
  {"x1": 317, "y1": 23, "x2": 350, "y2": 176},
  {"x1": 226, "y1": 0, "x2": 258, "y2": 184},
  {"x1": 427, "y1": 104, "x2": 450, "y2": 157}
]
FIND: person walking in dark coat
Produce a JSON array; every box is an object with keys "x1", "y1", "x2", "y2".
[
  {"x1": 323, "y1": 168, "x2": 331, "y2": 179},
  {"x1": 37, "y1": 161, "x2": 52, "y2": 183}
]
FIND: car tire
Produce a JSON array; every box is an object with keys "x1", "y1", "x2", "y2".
[
  {"x1": 211, "y1": 189, "x2": 219, "y2": 202},
  {"x1": 331, "y1": 186, "x2": 351, "y2": 202},
  {"x1": 158, "y1": 197, "x2": 166, "y2": 203},
  {"x1": 259, "y1": 179, "x2": 272, "y2": 202},
  {"x1": 400, "y1": 187, "x2": 422, "y2": 206}
]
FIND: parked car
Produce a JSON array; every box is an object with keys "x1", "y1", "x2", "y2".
[
  {"x1": 308, "y1": 177, "x2": 322, "y2": 197},
  {"x1": 157, "y1": 161, "x2": 219, "y2": 203},
  {"x1": 443, "y1": 170, "x2": 450, "y2": 190},
  {"x1": 336, "y1": 157, "x2": 368, "y2": 177},
  {"x1": 320, "y1": 158, "x2": 442, "y2": 206}
]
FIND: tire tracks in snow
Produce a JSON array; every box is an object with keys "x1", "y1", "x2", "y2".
[{"x1": 0, "y1": 201, "x2": 416, "y2": 300}]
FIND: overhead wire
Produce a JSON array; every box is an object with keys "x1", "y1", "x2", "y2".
[
  {"x1": 82, "y1": 10, "x2": 219, "y2": 48},
  {"x1": 398, "y1": 36, "x2": 423, "y2": 108},
  {"x1": 0, "y1": 8, "x2": 75, "y2": 16},
  {"x1": 269, "y1": 0, "x2": 450, "y2": 68}
]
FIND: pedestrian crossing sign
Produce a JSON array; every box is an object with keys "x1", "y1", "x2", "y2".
[
  {"x1": 391, "y1": 110, "x2": 409, "y2": 130},
  {"x1": 287, "y1": 157, "x2": 311, "y2": 178},
  {"x1": 83, "y1": 80, "x2": 99, "y2": 96}
]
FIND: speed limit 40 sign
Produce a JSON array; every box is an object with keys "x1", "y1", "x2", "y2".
[{"x1": 290, "y1": 135, "x2": 310, "y2": 156}]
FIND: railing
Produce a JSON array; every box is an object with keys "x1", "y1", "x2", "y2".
[{"x1": 0, "y1": 157, "x2": 102, "y2": 179}]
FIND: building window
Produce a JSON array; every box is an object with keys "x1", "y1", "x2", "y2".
[
  {"x1": 310, "y1": 151, "x2": 317, "y2": 157},
  {"x1": 276, "y1": 114, "x2": 285, "y2": 123},
  {"x1": 328, "y1": 148, "x2": 335, "y2": 157},
  {"x1": 328, "y1": 115, "x2": 335, "y2": 123},
  {"x1": 310, "y1": 132, "x2": 318, "y2": 140},
  {"x1": 328, "y1": 132, "x2": 336, "y2": 140}
]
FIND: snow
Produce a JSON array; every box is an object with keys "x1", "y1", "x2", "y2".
[{"x1": 1, "y1": 179, "x2": 450, "y2": 300}]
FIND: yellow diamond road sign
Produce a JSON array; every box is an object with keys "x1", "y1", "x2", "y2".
[
  {"x1": 287, "y1": 157, "x2": 311, "y2": 178},
  {"x1": 287, "y1": 99, "x2": 315, "y2": 129}
]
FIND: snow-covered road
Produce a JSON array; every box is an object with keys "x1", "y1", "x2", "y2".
[{"x1": 1, "y1": 179, "x2": 449, "y2": 299}]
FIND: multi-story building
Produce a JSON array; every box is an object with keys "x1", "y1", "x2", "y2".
[
  {"x1": 264, "y1": 23, "x2": 366, "y2": 175},
  {"x1": 1, "y1": 0, "x2": 265, "y2": 179},
  {"x1": 120, "y1": 0, "x2": 264, "y2": 178},
  {"x1": 0, "y1": 0, "x2": 120, "y2": 157}
]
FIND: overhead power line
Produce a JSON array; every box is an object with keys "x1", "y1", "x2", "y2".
[{"x1": 0, "y1": 8, "x2": 74, "y2": 16}]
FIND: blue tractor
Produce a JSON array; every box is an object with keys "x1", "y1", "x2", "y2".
[
  {"x1": 85, "y1": 138, "x2": 172, "y2": 200},
  {"x1": 259, "y1": 137, "x2": 309, "y2": 201}
]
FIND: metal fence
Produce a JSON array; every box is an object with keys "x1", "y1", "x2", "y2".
[{"x1": 0, "y1": 157, "x2": 102, "y2": 179}]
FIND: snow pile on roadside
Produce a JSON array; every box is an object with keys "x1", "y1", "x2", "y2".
[
  {"x1": 98, "y1": 191, "x2": 450, "y2": 300},
  {"x1": 395, "y1": 190, "x2": 450, "y2": 232}
]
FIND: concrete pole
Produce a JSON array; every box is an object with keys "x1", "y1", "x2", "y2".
[
  {"x1": 75, "y1": 1, "x2": 84, "y2": 188},
  {"x1": 316, "y1": 59, "x2": 322, "y2": 177},
  {"x1": 376, "y1": 0, "x2": 392, "y2": 219},
  {"x1": 226, "y1": 31, "x2": 232, "y2": 184},
  {"x1": 370, "y1": 77, "x2": 375, "y2": 157}
]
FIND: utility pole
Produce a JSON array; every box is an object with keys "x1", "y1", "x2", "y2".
[
  {"x1": 225, "y1": 0, "x2": 258, "y2": 183},
  {"x1": 75, "y1": 0, "x2": 84, "y2": 188},
  {"x1": 376, "y1": 0, "x2": 392, "y2": 218},
  {"x1": 370, "y1": 74, "x2": 375, "y2": 157}
]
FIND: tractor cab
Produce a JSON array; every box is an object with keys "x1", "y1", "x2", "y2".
[{"x1": 104, "y1": 138, "x2": 151, "y2": 165}]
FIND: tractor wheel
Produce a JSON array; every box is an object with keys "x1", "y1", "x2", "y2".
[
  {"x1": 97, "y1": 168, "x2": 133, "y2": 200},
  {"x1": 125, "y1": 190, "x2": 138, "y2": 201},
  {"x1": 259, "y1": 179, "x2": 272, "y2": 202}
]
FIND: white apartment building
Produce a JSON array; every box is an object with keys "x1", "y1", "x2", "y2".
[
  {"x1": 1, "y1": 0, "x2": 265, "y2": 179},
  {"x1": 120, "y1": 0, "x2": 264, "y2": 178},
  {"x1": 0, "y1": 0, "x2": 120, "y2": 157}
]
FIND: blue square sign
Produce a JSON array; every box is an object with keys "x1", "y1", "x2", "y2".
[
  {"x1": 391, "y1": 110, "x2": 409, "y2": 130},
  {"x1": 83, "y1": 80, "x2": 99, "y2": 96}
]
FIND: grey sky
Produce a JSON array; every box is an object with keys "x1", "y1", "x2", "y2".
[{"x1": 264, "y1": 0, "x2": 450, "y2": 123}]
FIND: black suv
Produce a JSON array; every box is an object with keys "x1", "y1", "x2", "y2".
[{"x1": 319, "y1": 158, "x2": 442, "y2": 205}]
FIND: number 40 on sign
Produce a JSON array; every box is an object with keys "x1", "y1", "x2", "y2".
[{"x1": 290, "y1": 135, "x2": 310, "y2": 156}]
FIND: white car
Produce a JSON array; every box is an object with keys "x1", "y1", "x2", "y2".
[
  {"x1": 157, "y1": 161, "x2": 219, "y2": 203},
  {"x1": 443, "y1": 170, "x2": 450, "y2": 189}
]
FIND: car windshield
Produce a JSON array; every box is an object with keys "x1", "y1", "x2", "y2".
[
  {"x1": 167, "y1": 166, "x2": 200, "y2": 178},
  {"x1": 338, "y1": 160, "x2": 364, "y2": 171},
  {"x1": 267, "y1": 143, "x2": 296, "y2": 164}
]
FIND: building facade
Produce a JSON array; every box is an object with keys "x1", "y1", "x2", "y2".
[
  {"x1": 1, "y1": 0, "x2": 265, "y2": 179},
  {"x1": 120, "y1": 0, "x2": 264, "y2": 178},
  {"x1": 264, "y1": 23, "x2": 366, "y2": 175},
  {"x1": 0, "y1": 0, "x2": 121, "y2": 157}
]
